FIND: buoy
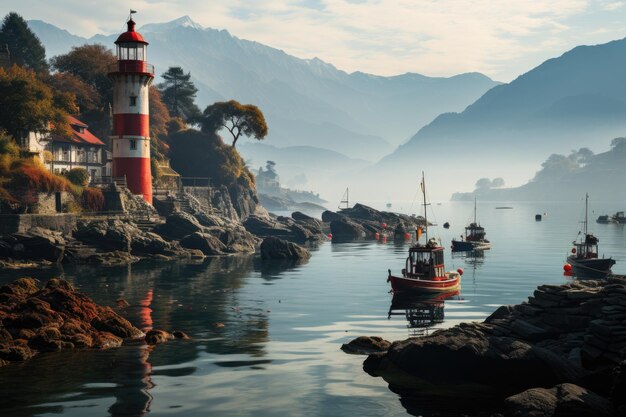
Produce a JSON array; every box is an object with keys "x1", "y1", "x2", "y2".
[
  {"x1": 443, "y1": 222, "x2": 450, "y2": 229},
  {"x1": 563, "y1": 263, "x2": 572, "y2": 272},
  {"x1": 571, "y1": 248, "x2": 576, "y2": 254},
  {"x1": 328, "y1": 233, "x2": 333, "y2": 239},
  {"x1": 382, "y1": 223, "x2": 387, "y2": 229},
  {"x1": 375, "y1": 232, "x2": 380, "y2": 239},
  {"x1": 457, "y1": 268, "x2": 464, "y2": 275},
  {"x1": 404, "y1": 232, "x2": 411, "y2": 240}
]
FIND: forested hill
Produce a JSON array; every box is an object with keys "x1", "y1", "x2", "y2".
[{"x1": 451, "y1": 138, "x2": 626, "y2": 202}]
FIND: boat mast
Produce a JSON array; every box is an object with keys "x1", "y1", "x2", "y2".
[
  {"x1": 583, "y1": 193, "x2": 589, "y2": 234},
  {"x1": 422, "y1": 171, "x2": 428, "y2": 242},
  {"x1": 339, "y1": 187, "x2": 349, "y2": 210},
  {"x1": 474, "y1": 197, "x2": 477, "y2": 224}
]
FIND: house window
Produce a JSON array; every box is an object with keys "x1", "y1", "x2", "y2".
[
  {"x1": 130, "y1": 96, "x2": 137, "y2": 106},
  {"x1": 130, "y1": 139, "x2": 137, "y2": 150}
]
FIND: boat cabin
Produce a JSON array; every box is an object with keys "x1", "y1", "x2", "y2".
[
  {"x1": 572, "y1": 234, "x2": 599, "y2": 259},
  {"x1": 403, "y1": 240, "x2": 446, "y2": 279},
  {"x1": 465, "y1": 223, "x2": 486, "y2": 241}
]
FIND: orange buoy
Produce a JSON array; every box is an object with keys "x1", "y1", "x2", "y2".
[
  {"x1": 328, "y1": 233, "x2": 333, "y2": 239},
  {"x1": 375, "y1": 232, "x2": 380, "y2": 239},
  {"x1": 382, "y1": 223, "x2": 387, "y2": 229},
  {"x1": 457, "y1": 268, "x2": 464, "y2": 275},
  {"x1": 563, "y1": 263, "x2": 572, "y2": 272},
  {"x1": 404, "y1": 232, "x2": 411, "y2": 240}
]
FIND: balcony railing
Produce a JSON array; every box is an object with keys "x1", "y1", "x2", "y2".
[{"x1": 108, "y1": 61, "x2": 155, "y2": 75}]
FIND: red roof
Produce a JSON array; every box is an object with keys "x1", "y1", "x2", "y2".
[
  {"x1": 115, "y1": 19, "x2": 148, "y2": 45},
  {"x1": 50, "y1": 116, "x2": 105, "y2": 146}
]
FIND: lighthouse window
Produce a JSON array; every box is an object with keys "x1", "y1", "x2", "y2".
[
  {"x1": 130, "y1": 139, "x2": 137, "y2": 150},
  {"x1": 129, "y1": 96, "x2": 137, "y2": 106}
]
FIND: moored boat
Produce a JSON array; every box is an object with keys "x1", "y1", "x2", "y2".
[
  {"x1": 387, "y1": 173, "x2": 462, "y2": 293},
  {"x1": 567, "y1": 193, "x2": 615, "y2": 278},
  {"x1": 451, "y1": 198, "x2": 492, "y2": 252}
]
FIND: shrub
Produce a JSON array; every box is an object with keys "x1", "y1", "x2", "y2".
[
  {"x1": 11, "y1": 159, "x2": 70, "y2": 194},
  {"x1": 64, "y1": 167, "x2": 90, "y2": 186},
  {"x1": 81, "y1": 187, "x2": 104, "y2": 211}
]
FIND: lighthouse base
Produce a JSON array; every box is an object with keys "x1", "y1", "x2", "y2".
[{"x1": 113, "y1": 157, "x2": 152, "y2": 204}]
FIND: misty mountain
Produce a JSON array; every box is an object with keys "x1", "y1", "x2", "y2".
[
  {"x1": 450, "y1": 138, "x2": 626, "y2": 202},
  {"x1": 28, "y1": 17, "x2": 497, "y2": 165},
  {"x1": 371, "y1": 37, "x2": 626, "y2": 198}
]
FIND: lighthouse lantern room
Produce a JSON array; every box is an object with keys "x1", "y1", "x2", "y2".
[{"x1": 108, "y1": 15, "x2": 155, "y2": 204}]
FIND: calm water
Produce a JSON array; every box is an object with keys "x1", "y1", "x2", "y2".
[{"x1": 1, "y1": 200, "x2": 625, "y2": 417}]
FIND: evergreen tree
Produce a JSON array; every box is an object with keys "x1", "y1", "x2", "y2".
[
  {"x1": 158, "y1": 66, "x2": 200, "y2": 122},
  {"x1": 0, "y1": 12, "x2": 48, "y2": 72}
]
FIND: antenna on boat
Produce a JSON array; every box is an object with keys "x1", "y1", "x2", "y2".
[{"x1": 474, "y1": 197, "x2": 477, "y2": 225}]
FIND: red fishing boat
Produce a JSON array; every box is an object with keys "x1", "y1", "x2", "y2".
[{"x1": 387, "y1": 173, "x2": 462, "y2": 293}]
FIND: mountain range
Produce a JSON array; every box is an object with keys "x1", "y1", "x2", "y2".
[
  {"x1": 28, "y1": 17, "x2": 626, "y2": 204},
  {"x1": 368, "y1": 37, "x2": 626, "y2": 201}
]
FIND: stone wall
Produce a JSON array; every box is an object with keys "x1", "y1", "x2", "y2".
[{"x1": 0, "y1": 213, "x2": 78, "y2": 235}]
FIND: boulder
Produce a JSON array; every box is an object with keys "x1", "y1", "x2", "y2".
[
  {"x1": 504, "y1": 383, "x2": 615, "y2": 417},
  {"x1": 6, "y1": 228, "x2": 65, "y2": 262},
  {"x1": 292, "y1": 211, "x2": 323, "y2": 228},
  {"x1": 341, "y1": 336, "x2": 391, "y2": 355},
  {"x1": 321, "y1": 210, "x2": 345, "y2": 223},
  {"x1": 244, "y1": 214, "x2": 320, "y2": 243},
  {"x1": 364, "y1": 324, "x2": 586, "y2": 398},
  {"x1": 130, "y1": 231, "x2": 172, "y2": 255},
  {"x1": 153, "y1": 211, "x2": 203, "y2": 239},
  {"x1": 145, "y1": 329, "x2": 173, "y2": 345},
  {"x1": 74, "y1": 219, "x2": 137, "y2": 252},
  {"x1": 180, "y1": 232, "x2": 227, "y2": 255},
  {"x1": 260, "y1": 237, "x2": 310, "y2": 260},
  {"x1": 330, "y1": 218, "x2": 366, "y2": 241}
]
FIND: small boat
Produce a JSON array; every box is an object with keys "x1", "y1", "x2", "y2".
[
  {"x1": 387, "y1": 173, "x2": 462, "y2": 293},
  {"x1": 338, "y1": 187, "x2": 349, "y2": 211},
  {"x1": 535, "y1": 214, "x2": 542, "y2": 221},
  {"x1": 451, "y1": 198, "x2": 492, "y2": 252},
  {"x1": 567, "y1": 193, "x2": 615, "y2": 278},
  {"x1": 611, "y1": 211, "x2": 626, "y2": 224},
  {"x1": 596, "y1": 215, "x2": 611, "y2": 224}
]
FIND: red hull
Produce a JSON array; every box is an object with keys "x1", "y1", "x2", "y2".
[
  {"x1": 113, "y1": 157, "x2": 152, "y2": 204},
  {"x1": 387, "y1": 274, "x2": 461, "y2": 293}
]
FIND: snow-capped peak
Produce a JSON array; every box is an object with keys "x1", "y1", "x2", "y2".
[{"x1": 140, "y1": 16, "x2": 204, "y2": 32}]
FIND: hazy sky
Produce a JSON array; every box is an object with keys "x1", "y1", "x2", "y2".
[{"x1": 3, "y1": 0, "x2": 626, "y2": 81}]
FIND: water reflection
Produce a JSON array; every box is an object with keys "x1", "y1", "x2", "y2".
[
  {"x1": 0, "y1": 255, "x2": 281, "y2": 416},
  {"x1": 387, "y1": 291, "x2": 460, "y2": 337}
]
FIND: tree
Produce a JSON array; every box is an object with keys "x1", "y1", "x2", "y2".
[
  {"x1": 50, "y1": 44, "x2": 117, "y2": 140},
  {"x1": 148, "y1": 85, "x2": 171, "y2": 161},
  {"x1": 157, "y1": 67, "x2": 200, "y2": 122},
  {"x1": 0, "y1": 65, "x2": 77, "y2": 140},
  {"x1": 0, "y1": 12, "x2": 48, "y2": 72},
  {"x1": 201, "y1": 100, "x2": 268, "y2": 147},
  {"x1": 50, "y1": 44, "x2": 116, "y2": 108}
]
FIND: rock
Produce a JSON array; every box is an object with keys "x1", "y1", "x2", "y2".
[
  {"x1": 244, "y1": 214, "x2": 321, "y2": 243},
  {"x1": 321, "y1": 210, "x2": 345, "y2": 223},
  {"x1": 341, "y1": 336, "x2": 391, "y2": 355},
  {"x1": 6, "y1": 228, "x2": 65, "y2": 262},
  {"x1": 180, "y1": 232, "x2": 227, "y2": 255},
  {"x1": 74, "y1": 219, "x2": 134, "y2": 252},
  {"x1": 145, "y1": 329, "x2": 173, "y2": 345},
  {"x1": 130, "y1": 231, "x2": 172, "y2": 255},
  {"x1": 393, "y1": 223, "x2": 407, "y2": 240},
  {"x1": 485, "y1": 305, "x2": 514, "y2": 323},
  {"x1": 153, "y1": 211, "x2": 203, "y2": 239},
  {"x1": 365, "y1": 326, "x2": 586, "y2": 398},
  {"x1": 260, "y1": 237, "x2": 311, "y2": 260},
  {"x1": 172, "y1": 330, "x2": 191, "y2": 340},
  {"x1": 0, "y1": 277, "x2": 142, "y2": 367},
  {"x1": 329, "y1": 218, "x2": 366, "y2": 241},
  {"x1": 504, "y1": 383, "x2": 615, "y2": 417}
]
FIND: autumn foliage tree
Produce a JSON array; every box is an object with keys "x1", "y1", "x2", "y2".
[
  {"x1": 0, "y1": 65, "x2": 77, "y2": 140},
  {"x1": 201, "y1": 100, "x2": 268, "y2": 147}
]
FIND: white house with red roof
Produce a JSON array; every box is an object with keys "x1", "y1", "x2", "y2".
[{"x1": 24, "y1": 116, "x2": 112, "y2": 183}]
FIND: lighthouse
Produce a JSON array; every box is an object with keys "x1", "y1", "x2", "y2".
[{"x1": 108, "y1": 16, "x2": 154, "y2": 204}]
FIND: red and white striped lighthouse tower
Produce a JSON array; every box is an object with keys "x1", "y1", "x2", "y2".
[{"x1": 108, "y1": 16, "x2": 154, "y2": 204}]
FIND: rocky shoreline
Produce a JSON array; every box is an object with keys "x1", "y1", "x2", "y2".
[
  {"x1": 344, "y1": 277, "x2": 626, "y2": 416},
  {"x1": 0, "y1": 202, "x2": 412, "y2": 268},
  {"x1": 0, "y1": 277, "x2": 189, "y2": 368}
]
